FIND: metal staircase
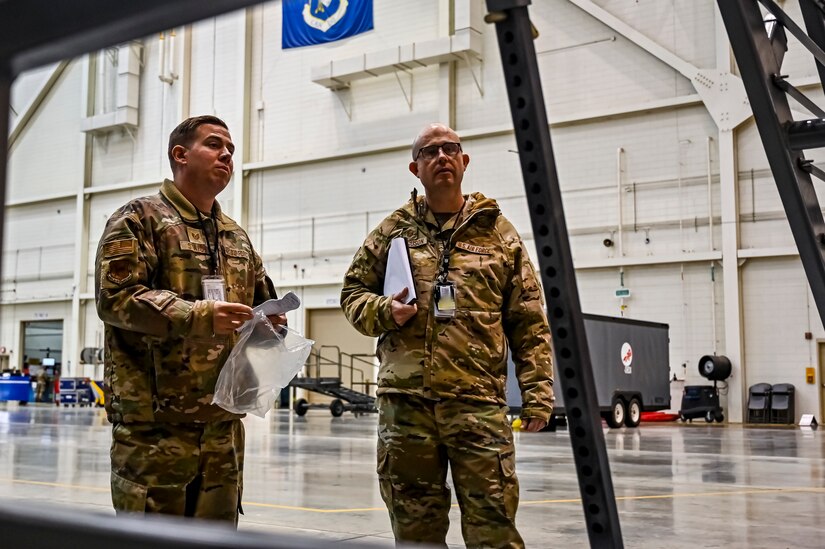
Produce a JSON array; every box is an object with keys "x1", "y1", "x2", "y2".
[{"x1": 289, "y1": 345, "x2": 378, "y2": 416}]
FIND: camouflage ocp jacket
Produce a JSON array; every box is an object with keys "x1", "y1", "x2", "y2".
[
  {"x1": 341, "y1": 192, "x2": 555, "y2": 421},
  {"x1": 95, "y1": 179, "x2": 277, "y2": 424}
]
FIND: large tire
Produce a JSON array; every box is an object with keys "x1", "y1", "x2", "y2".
[
  {"x1": 330, "y1": 398, "x2": 345, "y2": 417},
  {"x1": 606, "y1": 398, "x2": 626, "y2": 428},
  {"x1": 624, "y1": 398, "x2": 642, "y2": 428},
  {"x1": 294, "y1": 398, "x2": 309, "y2": 416}
]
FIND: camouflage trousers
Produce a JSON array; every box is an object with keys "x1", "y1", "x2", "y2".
[
  {"x1": 110, "y1": 420, "x2": 245, "y2": 525},
  {"x1": 377, "y1": 394, "x2": 524, "y2": 549}
]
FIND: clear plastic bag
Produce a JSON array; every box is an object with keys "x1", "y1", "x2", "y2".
[{"x1": 212, "y1": 312, "x2": 314, "y2": 418}]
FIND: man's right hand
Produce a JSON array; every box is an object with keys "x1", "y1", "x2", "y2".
[
  {"x1": 390, "y1": 287, "x2": 417, "y2": 326},
  {"x1": 213, "y1": 301, "x2": 253, "y2": 335}
]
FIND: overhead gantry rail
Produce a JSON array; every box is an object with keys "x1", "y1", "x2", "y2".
[{"x1": 717, "y1": 0, "x2": 825, "y2": 330}]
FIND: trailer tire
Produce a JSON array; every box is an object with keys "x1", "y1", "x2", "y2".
[
  {"x1": 625, "y1": 398, "x2": 642, "y2": 428},
  {"x1": 606, "y1": 398, "x2": 626, "y2": 428},
  {"x1": 330, "y1": 399, "x2": 345, "y2": 417},
  {"x1": 294, "y1": 398, "x2": 309, "y2": 416}
]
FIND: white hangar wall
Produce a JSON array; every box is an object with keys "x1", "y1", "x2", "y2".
[{"x1": 2, "y1": 0, "x2": 824, "y2": 422}]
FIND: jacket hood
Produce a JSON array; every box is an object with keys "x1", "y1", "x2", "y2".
[{"x1": 399, "y1": 190, "x2": 501, "y2": 223}]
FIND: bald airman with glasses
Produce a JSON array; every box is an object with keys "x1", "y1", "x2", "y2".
[{"x1": 342, "y1": 123, "x2": 555, "y2": 548}]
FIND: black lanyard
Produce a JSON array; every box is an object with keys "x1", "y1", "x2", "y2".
[
  {"x1": 435, "y1": 199, "x2": 466, "y2": 284},
  {"x1": 197, "y1": 210, "x2": 219, "y2": 275}
]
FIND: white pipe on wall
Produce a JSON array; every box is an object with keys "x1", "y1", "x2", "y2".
[
  {"x1": 616, "y1": 147, "x2": 624, "y2": 257},
  {"x1": 169, "y1": 30, "x2": 178, "y2": 80},
  {"x1": 707, "y1": 136, "x2": 714, "y2": 251},
  {"x1": 158, "y1": 33, "x2": 166, "y2": 82}
]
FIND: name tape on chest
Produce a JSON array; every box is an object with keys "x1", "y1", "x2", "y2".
[
  {"x1": 224, "y1": 247, "x2": 250, "y2": 260},
  {"x1": 407, "y1": 238, "x2": 427, "y2": 248},
  {"x1": 455, "y1": 241, "x2": 494, "y2": 255},
  {"x1": 181, "y1": 241, "x2": 209, "y2": 254}
]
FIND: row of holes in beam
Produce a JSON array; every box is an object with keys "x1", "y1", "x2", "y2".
[{"x1": 503, "y1": 25, "x2": 606, "y2": 536}]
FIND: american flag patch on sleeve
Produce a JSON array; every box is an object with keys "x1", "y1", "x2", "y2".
[{"x1": 103, "y1": 238, "x2": 136, "y2": 258}]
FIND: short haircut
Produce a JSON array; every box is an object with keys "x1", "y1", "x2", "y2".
[{"x1": 167, "y1": 115, "x2": 228, "y2": 172}]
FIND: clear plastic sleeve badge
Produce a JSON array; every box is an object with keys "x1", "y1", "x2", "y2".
[{"x1": 212, "y1": 311, "x2": 314, "y2": 418}]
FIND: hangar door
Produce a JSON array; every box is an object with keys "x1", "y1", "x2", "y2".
[{"x1": 305, "y1": 308, "x2": 378, "y2": 404}]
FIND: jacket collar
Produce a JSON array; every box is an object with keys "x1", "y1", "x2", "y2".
[
  {"x1": 160, "y1": 179, "x2": 238, "y2": 230},
  {"x1": 403, "y1": 190, "x2": 500, "y2": 229}
]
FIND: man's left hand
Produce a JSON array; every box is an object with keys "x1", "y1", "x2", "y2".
[{"x1": 521, "y1": 418, "x2": 547, "y2": 432}]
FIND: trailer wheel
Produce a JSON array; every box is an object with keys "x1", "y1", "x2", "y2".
[
  {"x1": 330, "y1": 399, "x2": 345, "y2": 417},
  {"x1": 624, "y1": 398, "x2": 642, "y2": 428},
  {"x1": 294, "y1": 398, "x2": 309, "y2": 416},
  {"x1": 606, "y1": 398, "x2": 626, "y2": 428}
]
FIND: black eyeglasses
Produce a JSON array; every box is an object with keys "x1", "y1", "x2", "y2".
[{"x1": 416, "y1": 142, "x2": 462, "y2": 160}]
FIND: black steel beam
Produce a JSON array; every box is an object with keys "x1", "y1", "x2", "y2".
[
  {"x1": 788, "y1": 119, "x2": 825, "y2": 150},
  {"x1": 718, "y1": 0, "x2": 825, "y2": 330},
  {"x1": 0, "y1": 63, "x2": 9, "y2": 281},
  {"x1": 0, "y1": 500, "x2": 338, "y2": 549},
  {"x1": 485, "y1": 1, "x2": 623, "y2": 547},
  {"x1": 772, "y1": 75, "x2": 825, "y2": 118},
  {"x1": 0, "y1": 0, "x2": 265, "y2": 77},
  {"x1": 759, "y1": 0, "x2": 825, "y2": 67},
  {"x1": 798, "y1": 0, "x2": 825, "y2": 88}
]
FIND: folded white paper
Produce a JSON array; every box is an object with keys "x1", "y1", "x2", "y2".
[
  {"x1": 383, "y1": 238, "x2": 416, "y2": 304},
  {"x1": 254, "y1": 291, "x2": 301, "y2": 316}
]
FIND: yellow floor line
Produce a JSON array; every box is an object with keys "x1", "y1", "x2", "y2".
[{"x1": 1, "y1": 477, "x2": 823, "y2": 514}]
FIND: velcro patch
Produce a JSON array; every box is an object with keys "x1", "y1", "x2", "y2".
[
  {"x1": 181, "y1": 241, "x2": 209, "y2": 254},
  {"x1": 224, "y1": 247, "x2": 250, "y2": 260},
  {"x1": 103, "y1": 239, "x2": 136, "y2": 258},
  {"x1": 105, "y1": 259, "x2": 133, "y2": 285},
  {"x1": 407, "y1": 238, "x2": 427, "y2": 248},
  {"x1": 187, "y1": 227, "x2": 205, "y2": 244},
  {"x1": 136, "y1": 290, "x2": 176, "y2": 312},
  {"x1": 455, "y1": 241, "x2": 494, "y2": 255}
]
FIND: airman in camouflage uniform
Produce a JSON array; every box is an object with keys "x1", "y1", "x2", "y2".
[
  {"x1": 95, "y1": 116, "x2": 281, "y2": 525},
  {"x1": 341, "y1": 123, "x2": 554, "y2": 548}
]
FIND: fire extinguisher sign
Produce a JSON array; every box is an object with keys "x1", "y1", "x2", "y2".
[{"x1": 621, "y1": 342, "x2": 633, "y2": 374}]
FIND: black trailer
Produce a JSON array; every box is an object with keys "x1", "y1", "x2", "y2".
[{"x1": 507, "y1": 314, "x2": 670, "y2": 428}]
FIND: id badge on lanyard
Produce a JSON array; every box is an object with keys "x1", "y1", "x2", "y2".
[
  {"x1": 433, "y1": 243, "x2": 456, "y2": 319},
  {"x1": 434, "y1": 281, "x2": 457, "y2": 318},
  {"x1": 202, "y1": 275, "x2": 226, "y2": 301}
]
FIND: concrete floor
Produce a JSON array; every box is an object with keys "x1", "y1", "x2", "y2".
[{"x1": 0, "y1": 403, "x2": 822, "y2": 548}]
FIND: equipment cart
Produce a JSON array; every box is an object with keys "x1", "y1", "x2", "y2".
[{"x1": 289, "y1": 346, "x2": 377, "y2": 417}]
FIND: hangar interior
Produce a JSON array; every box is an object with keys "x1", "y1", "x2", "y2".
[{"x1": 1, "y1": 1, "x2": 824, "y2": 548}]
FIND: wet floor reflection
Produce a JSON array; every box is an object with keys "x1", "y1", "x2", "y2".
[{"x1": 0, "y1": 404, "x2": 823, "y2": 548}]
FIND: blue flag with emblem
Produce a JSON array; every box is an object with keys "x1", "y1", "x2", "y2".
[{"x1": 282, "y1": 0, "x2": 374, "y2": 49}]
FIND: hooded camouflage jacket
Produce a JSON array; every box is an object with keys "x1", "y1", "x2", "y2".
[
  {"x1": 95, "y1": 179, "x2": 277, "y2": 424},
  {"x1": 341, "y1": 192, "x2": 554, "y2": 420}
]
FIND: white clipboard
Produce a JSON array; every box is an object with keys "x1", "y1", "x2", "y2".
[{"x1": 383, "y1": 238, "x2": 417, "y2": 304}]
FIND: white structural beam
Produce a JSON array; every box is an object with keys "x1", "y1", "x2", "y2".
[
  {"x1": 716, "y1": 6, "x2": 745, "y2": 423},
  {"x1": 567, "y1": 0, "x2": 752, "y2": 131},
  {"x1": 8, "y1": 61, "x2": 69, "y2": 147},
  {"x1": 567, "y1": 0, "x2": 698, "y2": 78},
  {"x1": 233, "y1": 10, "x2": 253, "y2": 225}
]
